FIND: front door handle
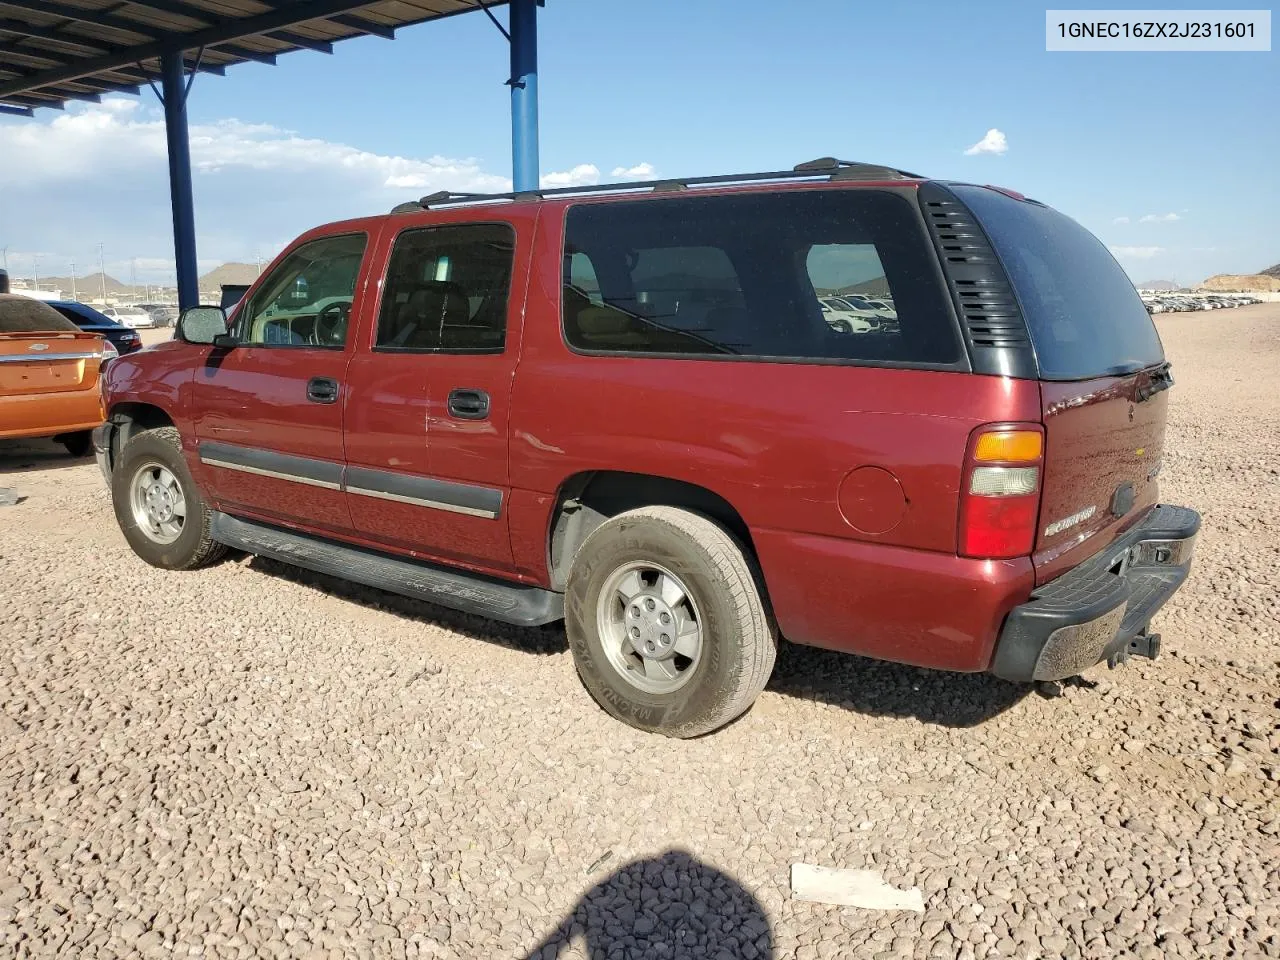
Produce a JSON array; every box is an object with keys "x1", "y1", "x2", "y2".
[
  {"x1": 447, "y1": 388, "x2": 490, "y2": 420},
  {"x1": 307, "y1": 377, "x2": 339, "y2": 404}
]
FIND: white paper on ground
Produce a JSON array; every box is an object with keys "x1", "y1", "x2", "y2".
[{"x1": 790, "y1": 864, "x2": 926, "y2": 911}]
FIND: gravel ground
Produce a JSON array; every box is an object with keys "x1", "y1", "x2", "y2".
[{"x1": 2, "y1": 308, "x2": 1277, "y2": 960}]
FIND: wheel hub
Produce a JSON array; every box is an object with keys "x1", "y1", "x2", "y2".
[
  {"x1": 627, "y1": 593, "x2": 678, "y2": 659},
  {"x1": 146, "y1": 482, "x2": 175, "y2": 523}
]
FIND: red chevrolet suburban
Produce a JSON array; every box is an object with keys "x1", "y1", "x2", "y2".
[{"x1": 95, "y1": 158, "x2": 1200, "y2": 737}]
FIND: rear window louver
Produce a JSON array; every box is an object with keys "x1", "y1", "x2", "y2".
[{"x1": 918, "y1": 184, "x2": 1037, "y2": 378}]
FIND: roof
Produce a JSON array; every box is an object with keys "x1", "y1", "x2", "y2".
[{"x1": 0, "y1": 0, "x2": 506, "y2": 116}]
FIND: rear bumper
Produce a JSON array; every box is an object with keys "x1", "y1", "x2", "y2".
[
  {"x1": 0, "y1": 392, "x2": 103, "y2": 441},
  {"x1": 990, "y1": 504, "x2": 1200, "y2": 682}
]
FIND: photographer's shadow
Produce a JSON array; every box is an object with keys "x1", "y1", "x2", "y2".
[{"x1": 524, "y1": 849, "x2": 774, "y2": 960}]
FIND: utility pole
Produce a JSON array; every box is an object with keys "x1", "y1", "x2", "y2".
[
  {"x1": 130, "y1": 257, "x2": 138, "y2": 303},
  {"x1": 71, "y1": 260, "x2": 78, "y2": 301},
  {"x1": 1, "y1": 247, "x2": 7, "y2": 272},
  {"x1": 32, "y1": 254, "x2": 40, "y2": 291},
  {"x1": 98, "y1": 243, "x2": 107, "y2": 304}
]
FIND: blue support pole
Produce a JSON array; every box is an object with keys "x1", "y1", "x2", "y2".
[
  {"x1": 509, "y1": 0, "x2": 539, "y2": 192},
  {"x1": 160, "y1": 49, "x2": 199, "y2": 311}
]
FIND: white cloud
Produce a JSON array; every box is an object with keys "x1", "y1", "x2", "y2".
[
  {"x1": 1139, "y1": 212, "x2": 1181, "y2": 223},
  {"x1": 1113, "y1": 216, "x2": 1130, "y2": 224},
  {"x1": 611, "y1": 162, "x2": 655, "y2": 179},
  {"x1": 963, "y1": 128, "x2": 1008, "y2": 156},
  {"x1": 0, "y1": 98, "x2": 510, "y2": 196},
  {"x1": 0, "y1": 101, "x2": 613, "y2": 283},
  {"x1": 540, "y1": 164, "x2": 600, "y2": 189},
  {"x1": 1109, "y1": 245, "x2": 1165, "y2": 259}
]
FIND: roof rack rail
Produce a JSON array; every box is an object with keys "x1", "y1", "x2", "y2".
[{"x1": 389, "y1": 157, "x2": 924, "y2": 213}]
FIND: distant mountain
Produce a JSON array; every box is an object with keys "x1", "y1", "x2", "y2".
[
  {"x1": 200, "y1": 262, "x2": 261, "y2": 288},
  {"x1": 1200, "y1": 273, "x2": 1280, "y2": 292},
  {"x1": 1136, "y1": 279, "x2": 1178, "y2": 291},
  {"x1": 1261, "y1": 262, "x2": 1280, "y2": 279},
  {"x1": 27, "y1": 272, "x2": 130, "y2": 297}
]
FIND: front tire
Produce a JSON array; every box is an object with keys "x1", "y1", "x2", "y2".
[
  {"x1": 565, "y1": 506, "x2": 777, "y2": 738},
  {"x1": 111, "y1": 426, "x2": 226, "y2": 570}
]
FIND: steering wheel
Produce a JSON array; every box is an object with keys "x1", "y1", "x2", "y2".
[{"x1": 312, "y1": 301, "x2": 349, "y2": 346}]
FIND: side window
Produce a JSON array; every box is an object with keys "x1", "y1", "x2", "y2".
[
  {"x1": 236, "y1": 233, "x2": 367, "y2": 348},
  {"x1": 375, "y1": 223, "x2": 516, "y2": 353},
  {"x1": 561, "y1": 192, "x2": 961, "y2": 365}
]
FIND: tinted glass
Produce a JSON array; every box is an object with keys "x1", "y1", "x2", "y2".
[
  {"x1": 49, "y1": 302, "x2": 119, "y2": 327},
  {"x1": 237, "y1": 233, "x2": 367, "y2": 347},
  {"x1": 952, "y1": 185, "x2": 1165, "y2": 380},
  {"x1": 0, "y1": 295, "x2": 81, "y2": 333},
  {"x1": 376, "y1": 223, "x2": 515, "y2": 353},
  {"x1": 562, "y1": 190, "x2": 960, "y2": 364}
]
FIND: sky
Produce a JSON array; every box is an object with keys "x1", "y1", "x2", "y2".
[{"x1": 1, "y1": 0, "x2": 1276, "y2": 288}]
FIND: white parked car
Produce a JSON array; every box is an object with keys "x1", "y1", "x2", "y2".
[
  {"x1": 818, "y1": 297, "x2": 875, "y2": 334},
  {"x1": 101, "y1": 306, "x2": 155, "y2": 329},
  {"x1": 837, "y1": 294, "x2": 897, "y2": 322}
]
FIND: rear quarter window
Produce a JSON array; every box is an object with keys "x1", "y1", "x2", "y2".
[
  {"x1": 951, "y1": 185, "x2": 1165, "y2": 380},
  {"x1": 561, "y1": 190, "x2": 962, "y2": 366}
]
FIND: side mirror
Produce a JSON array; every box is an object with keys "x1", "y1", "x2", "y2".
[{"x1": 177, "y1": 306, "x2": 228, "y2": 345}]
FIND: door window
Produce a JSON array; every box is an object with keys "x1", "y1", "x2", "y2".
[
  {"x1": 375, "y1": 223, "x2": 516, "y2": 353},
  {"x1": 236, "y1": 233, "x2": 368, "y2": 348}
]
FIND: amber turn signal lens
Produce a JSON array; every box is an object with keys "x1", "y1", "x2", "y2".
[{"x1": 974, "y1": 430, "x2": 1043, "y2": 463}]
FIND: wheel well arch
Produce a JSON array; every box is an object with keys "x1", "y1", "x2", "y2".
[
  {"x1": 546, "y1": 470, "x2": 756, "y2": 591},
  {"x1": 104, "y1": 402, "x2": 176, "y2": 470}
]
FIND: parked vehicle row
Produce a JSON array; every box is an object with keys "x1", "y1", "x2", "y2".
[
  {"x1": 137, "y1": 303, "x2": 180, "y2": 327},
  {"x1": 90, "y1": 160, "x2": 1201, "y2": 738},
  {"x1": 1141, "y1": 292, "x2": 1261, "y2": 314}
]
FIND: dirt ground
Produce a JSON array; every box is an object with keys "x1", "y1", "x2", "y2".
[{"x1": 1, "y1": 307, "x2": 1277, "y2": 960}]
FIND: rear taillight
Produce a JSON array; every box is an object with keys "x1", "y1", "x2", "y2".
[{"x1": 959, "y1": 424, "x2": 1044, "y2": 559}]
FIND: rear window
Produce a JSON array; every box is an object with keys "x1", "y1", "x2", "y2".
[
  {"x1": 49, "y1": 302, "x2": 117, "y2": 327},
  {"x1": 0, "y1": 296, "x2": 81, "y2": 334},
  {"x1": 951, "y1": 185, "x2": 1165, "y2": 380},
  {"x1": 561, "y1": 190, "x2": 961, "y2": 366}
]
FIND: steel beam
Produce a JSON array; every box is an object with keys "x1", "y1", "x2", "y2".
[
  {"x1": 509, "y1": 0, "x2": 539, "y2": 192},
  {"x1": 0, "y1": 0, "x2": 379, "y2": 98},
  {"x1": 160, "y1": 49, "x2": 199, "y2": 311}
]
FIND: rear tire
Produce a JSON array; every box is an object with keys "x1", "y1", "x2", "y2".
[
  {"x1": 60, "y1": 431, "x2": 92, "y2": 457},
  {"x1": 111, "y1": 426, "x2": 226, "y2": 570},
  {"x1": 565, "y1": 506, "x2": 777, "y2": 737}
]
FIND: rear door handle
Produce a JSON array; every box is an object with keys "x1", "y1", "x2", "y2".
[
  {"x1": 307, "y1": 377, "x2": 339, "y2": 404},
  {"x1": 447, "y1": 388, "x2": 490, "y2": 420}
]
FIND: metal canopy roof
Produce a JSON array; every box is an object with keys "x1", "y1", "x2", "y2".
[{"x1": 0, "y1": 0, "x2": 508, "y2": 116}]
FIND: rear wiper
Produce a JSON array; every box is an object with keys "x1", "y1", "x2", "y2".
[{"x1": 1135, "y1": 361, "x2": 1173, "y2": 402}]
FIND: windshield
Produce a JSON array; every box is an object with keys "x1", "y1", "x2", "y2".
[{"x1": 952, "y1": 184, "x2": 1165, "y2": 380}]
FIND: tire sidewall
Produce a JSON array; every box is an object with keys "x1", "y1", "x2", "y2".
[
  {"x1": 566, "y1": 515, "x2": 749, "y2": 734},
  {"x1": 111, "y1": 431, "x2": 210, "y2": 569}
]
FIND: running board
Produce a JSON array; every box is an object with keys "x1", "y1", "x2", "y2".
[{"x1": 210, "y1": 512, "x2": 564, "y2": 627}]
